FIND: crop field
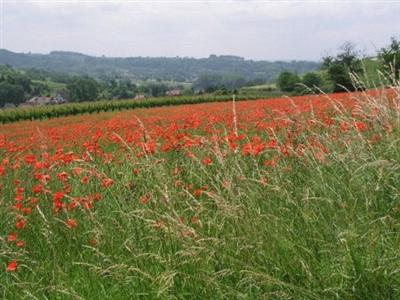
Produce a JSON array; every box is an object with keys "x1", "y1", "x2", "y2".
[
  {"x1": 1, "y1": 88, "x2": 400, "y2": 299},
  {"x1": 0, "y1": 93, "x2": 277, "y2": 124}
]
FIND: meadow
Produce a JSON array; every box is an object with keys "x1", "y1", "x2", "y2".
[{"x1": 0, "y1": 86, "x2": 400, "y2": 299}]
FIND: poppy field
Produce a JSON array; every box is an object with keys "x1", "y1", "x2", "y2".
[{"x1": 1, "y1": 88, "x2": 400, "y2": 299}]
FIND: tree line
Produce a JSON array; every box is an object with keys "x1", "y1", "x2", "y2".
[
  {"x1": 0, "y1": 50, "x2": 319, "y2": 83},
  {"x1": 276, "y1": 37, "x2": 400, "y2": 94},
  {"x1": 0, "y1": 66, "x2": 190, "y2": 107}
]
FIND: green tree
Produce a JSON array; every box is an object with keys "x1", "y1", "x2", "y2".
[
  {"x1": 0, "y1": 82, "x2": 25, "y2": 107},
  {"x1": 322, "y1": 42, "x2": 363, "y2": 92},
  {"x1": 277, "y1": 71, "x2": 301, "y2": 92},
  {"x1": 193, "y1": 74, "x2": 223, "y2": 92},
  {"x1": 301, "y1": 72, "x2": 322, "y2": 89},
  {"x1": 67, "y1": 76, "x2": 99, "y2": 102},
  {"x1": 379, "y1": 37, "x2": 400, "y2": 79}
]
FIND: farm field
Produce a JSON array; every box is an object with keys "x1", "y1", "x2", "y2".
[
  {"x1": 1, "y1": 88, "x2": 400, "y2": 299},
  {"x1": 0, "y1": 93, "x2": 278, "y2": 124}
]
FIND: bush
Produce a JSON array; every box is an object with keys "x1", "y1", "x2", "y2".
[
  {"x1": 302, "y1": 72, "x2": 322, "y2": 92},
  {"x1": 322, "y1": 42, "x2": 363, "y2": 92},
  {"x1": 277, "y1": 71, "x2": 301, "y2": 92},
  {"x1": 379, "y1": 37, "x2": 400, "y2": 79}
]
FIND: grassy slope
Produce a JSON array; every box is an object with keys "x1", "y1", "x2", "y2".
[
  {"x1": 31, "y1": 79, "x2": 67, "y2": 91},
  {"x1": 0, "y1": 88, "x2": 399, "y2": 298}
]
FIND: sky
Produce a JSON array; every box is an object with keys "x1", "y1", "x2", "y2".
[{"x1": 0, "y1": 0, "x2": 399, "y2": 61}]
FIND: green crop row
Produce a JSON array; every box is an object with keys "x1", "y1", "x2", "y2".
[{"x1": 0, "y1": 92, "x2": 282, "y2": 124}]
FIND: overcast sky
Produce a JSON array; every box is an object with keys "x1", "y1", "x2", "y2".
[{"x1": 1, "y1": 0, "x2": 399, "y2": 61}]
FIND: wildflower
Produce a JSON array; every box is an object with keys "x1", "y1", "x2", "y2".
[
  {"x1": 57, "y1": 171, "x2": 69, "y2": 182},
  {"x1": 16, "y1": 240, "x2": 25, "y2": 248},
  {"x1": 266, "y1": 139, "x2": 278, "y2": 149},
  {"x1": 202, "y1": 157, "x2": 213, "y2": 166},
  {"x1": 340, "y1": 121, "x2": 350, "y2": 132},
  {"x1": 65, "y1": 219, "x2": 78, "y2": 229},
  {"x1": 53, "y1": 191, "x2": 65, "y2": 211},
  {"x1": 93, "y1": 193, "x2": 102, "y2": 201},
  {"x1": 264, "y1": 159, "x2": 277, "y2": 167},
  {"x1": 24, "y1": 154, "x2": 36, "y2": 165},
  {"x1": 81, "y1": 176, "x2": 89, "y2": 184},
  {"x1": 15, "y1": 194, "x2": 24, "y2": 202},
  {"x1": 153, "y1": 220, "x2": 165, "y2": 229},
  {"x1": 32, "y1": 184, "x2": 44, "y2": 194},
  {"x1": 53, "y1": 191, "x2": 65, "y2": 202},
  {"x1": 72, "y1": 167, "x2": 84, "y2": 176},
  {"x1": 194, "y1": 189, "x2": 203, "y2": 198},
  {"x1": 15, "y1": 219, "x2": 26, "y2": 230},
  {"x1": 68, "y1": 201, "x2": 79, "y2": 211},
  {"x1": 29, "y1": 197, "x2": 39, "y2": 207},
  {"x1": 21, "y1": 207, "x2": 32, "y2": 215},
  {"x1": 6, "y1": 260, "x2": 18, "y2": 272},
  {"x1": 102, "y1": 178, "x2": 114, "y2": 188},
  {"x1": 63, "y1": 184, "x2": 72, "y2": 194},
  {"x1": 355, "y1": 121, "x2": 367, "y2": 131},
  {"x1": 7, "y1": 232, "x2": 17, "y2": 242},
  {"x1": 140, "y1": 193, "x2": 151, "y2": 205}
]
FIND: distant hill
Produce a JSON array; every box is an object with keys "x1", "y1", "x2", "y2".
[{"x1": 0, "y1": 49, "x2": 320, "y2": 82}]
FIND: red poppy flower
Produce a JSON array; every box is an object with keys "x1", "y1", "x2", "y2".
[
  {"x1": 15, "y1": 219, "x2": 26, "y2": 229},
  {"x1": 7, "y1": 232, "x2": 17, "y2": 242},
  {"x1": 53, "y1": 191, "x2": 65, "y2": 202},
  {"x1": 81, "y1": 176, "x2": 89, "y2": 185},
  {"x1": 57, "y1": 171, "x2": 69, "y2": 182},
  {"x1": 102, "y1": 178, "x2": 114, "y2": 188},
  {"x1": 32, "y1": 184, "x2": 44, "y2": 194},
  {"x1": 6, "y1": 260, "x2": 18, "y2": 272},
  {"x1": 140, "y1": 193, "x2": 151, "y2": 205},
  {"x1": 16, "y1": 240, "x2": 25, "y2": 248},
  {"x1": 202, "y1": 157, "x2": 213, "y2": 166},
  {"x1": 65, "y1": 219, "x2": 78, "y2": 229}
]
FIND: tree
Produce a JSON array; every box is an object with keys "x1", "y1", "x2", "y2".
[
  {"x1": 193, "y1": 74, "x2": 223, "y2": 92},
  {"x1": 147, "y1": 82, "x2": 168, "y2": 97},
  {"x1": 379, "y1": 37, "x2": 400, "y2": 79},
  {"x1": 0, "y1": 82, "x2": 25, "y2": 107},
  {"x1": 277, "y1": 71, "x2": 301, "y2": 92},
  {"x1": 67, "y1": 76, "x2": 99, "y2": 102},
  {"x1": 322, "y1": 42, "x2": 362, "y2": 92},
  {"x1": 301, "y1": 72, "x2": 322, "y2": 93}
]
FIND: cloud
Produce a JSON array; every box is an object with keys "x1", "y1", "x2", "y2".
[{"x1": 1, "y1": 0, "x2": 399, "y2": 60}]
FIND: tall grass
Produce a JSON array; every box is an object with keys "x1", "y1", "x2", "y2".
[{"x1": 0, "y1": 78, "x2": 399, "y2": 299}]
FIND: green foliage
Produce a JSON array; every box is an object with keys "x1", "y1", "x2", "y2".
[
  {"x1": 67, "y1": 76, "x2": 99, "y2": 102},
  {"x1": 146, "y1": 82, "x2": 168, "y2": 97},
  {"x1": 379, "y1": 37, "x2": 400, "y2": 79},
  {"x1": 276, "y1": 71, "x2": 301, "y2": 92},
  {"x1": 302, "y1": 72, "x2": 322, "y2": 90},
  {"x1": 193, "y1": 74, "x2": 248, "y2": 92},
  {"x1": 322, "y1": 42, "x2": 363, "y2": 92},
  {"x1": 0, "y1": 49, "x2": 320, "y2": 82},
  {"x1": 0, "y1": 82, "x2": 25, "y2": 106},
  {"x1": 0, "y1": 65, "x2": 32, "y2": 94}
]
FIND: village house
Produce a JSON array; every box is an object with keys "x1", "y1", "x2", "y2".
[
  {"x1": 166, "y1": 89, "x2": 182, "y2": 96},
  {"x1": 21, "y1": 95, "x2": 68, "y2": 107}
]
